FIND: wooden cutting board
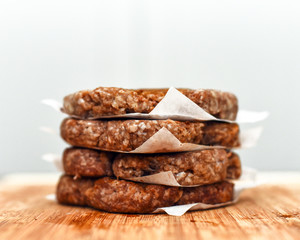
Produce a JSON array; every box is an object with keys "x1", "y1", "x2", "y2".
[{"x1": 0, "y1": 182, "x2": 300, "y2": 240}]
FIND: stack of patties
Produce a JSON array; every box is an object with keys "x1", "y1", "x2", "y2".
[{"x1": 56, "y1": 87, "x2": 242, "y2": 213}]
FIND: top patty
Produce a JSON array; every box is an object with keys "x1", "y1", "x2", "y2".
[
  {"x1": 63, "y1": 87, "x2": 238, "y2": 120},
  {"x1": 60, "y1": 118, "x2": 240, "y2": 152}
]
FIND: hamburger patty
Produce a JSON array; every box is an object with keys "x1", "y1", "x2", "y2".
[
  {"x1": 62, "y1": 148, "x2": 241, "y2": 185},
  {"x1": 56, "y1": 175, "x2": 234, "y2": 213},
  {"x1": 60, "y1": 119, "x2": 240, "y2": 152},
  {"x1": 113, "y1": 149, "x2": 241, "y2": 186},
  {"x1": 63, "y1": 87, "x2": 238, "y2": 120},
  {"x1": 62, "y1": 148, "x2": 115, "y2": 178}
]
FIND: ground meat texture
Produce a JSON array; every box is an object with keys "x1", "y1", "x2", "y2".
[
  {"x1": 113, "y1": 149, "x2": 241, "y2": 186},
  {"x1": 56, "y1": 175, "x2": 234, "y2": 213},
  {"x1": 176, "y1": 181, "x2": 234, "y2": 205},
  {"x1": 61, "y1": 148, "x2": 241, "y2": 185},
  {"x1": 56, "y1": 175, "x2": 94, "y2": 206},
  {"x1": 202, "y1": 122, "x2": 240, "y2": 148},
  {"x1": 60, "y1": 119, "x2": 240, "y2": 152},
  {"x1": 63, "y1": 148, "x2": 115, "y2": 178},
  {"x1": 226, "y1": 152, "x2": 242, "y2": 179},
  {"x1": 63, "y1": 87, "x2": 238, "y2": 120},
  {"x1": 85, "y1": 177, "x2": 183, "y2": 213}
]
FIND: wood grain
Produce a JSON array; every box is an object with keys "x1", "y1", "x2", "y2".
[{"x1": 0, "y1": 183, "x2": 300, "y2": 240}]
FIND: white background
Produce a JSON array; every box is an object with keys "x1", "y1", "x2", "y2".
[{"x1": 1, "y1": 0, "x2": 300, "y2": 175}]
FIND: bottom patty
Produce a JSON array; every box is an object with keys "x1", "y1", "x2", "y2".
[{"x1": 56, "y1": 175, "x2": 234, "y2": 213}]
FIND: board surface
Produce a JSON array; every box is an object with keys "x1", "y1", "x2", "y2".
[{"x1": 0, "y1": 182, "x2": 300, "y2": 240}]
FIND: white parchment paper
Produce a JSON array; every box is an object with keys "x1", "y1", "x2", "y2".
[{"x1": 130, "y1": 127, "x2": 226, "y2": 153}]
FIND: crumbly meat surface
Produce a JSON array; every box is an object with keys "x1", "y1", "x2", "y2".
[
  {"x1": 60, "y1": 119, "x2": 240, "y2": 152},
  {"x1": 63, "y1": 148, "x2": 115, "y2": 178},
  {"x1": 113, "y1": 150, "x2": 241, "y2": 185},
  {"x1": 85, "y1": 177, "x2": 182, "y2": 213},
  {"x1": 56, "y1": 175, "x2": 182, "y2": 213},
  {"x1": 202, "y1": 122, "x2": 240, "y2": 147},
  {"x1": 176, "y1": 181, "x2": 234, "y2": 205},
  {"x1": 226, "y1": 151, "x2": 242, "y2": 179},
  {"x1": 56, "y1": 175, "x2": 234, "y2": 213},
  {"x1": 56, "y1": 175, "x2": 94, "y2": 205},
  {"x1": 62, "y1": 148, "x2": 241, "y2": 184},
  {"x1": 63, "y1": 87, "x2": 238, "y2": 120}
]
